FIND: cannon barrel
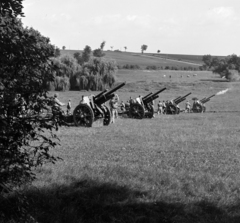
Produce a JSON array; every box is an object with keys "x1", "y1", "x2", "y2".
[
  {"x1": 174, "y1": 92, "x2": 191, "y2": 104},
  {"x1": 94, "y1": 82, "x2": 125, "y2": 105},
  {"x1": 142, "y1": 92, "x2": 153, "y2": 100},
  {"x1": 200, "y1": 94, "x2": 215, "y2": 104},
  {"x1": 173, "y1": 96, "x2": 182, "y2": 103},
  {"x1": 151, "y1": 87, "x2": 167, "y2": 98},
  {"x1": 94, "y1": 89, "x2": 108, "y2": 100},
  {"x1": 104, "y1": 82, "x2": 125, "y2": 97},
  {"x1": 143, "y1": 87, "x2": 166, "y2": 103},
  {"x1": 144, "y1": 95, "x2": 159, "y2": 104}
]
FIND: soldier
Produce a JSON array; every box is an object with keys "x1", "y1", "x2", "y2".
[
  {"x1": 157, "y1": 101, "x2": 163, "y2": 115},
  {"x1": 129, "y1": 96, "x2": 134, "y2": 105},
  {"x1": 120, "y1": 100, "x2": 125, "y2": 111},
  {"x1": 109, "y1": 94, "x2": 119, "y2": 123},
  {"x1": 185, "y1": 100, "x2": 191, "y2": 113},
  {"x1": 66, "y1": 99, "x2": 71, "y2": 115},
  {"x1": 52, "y1": 93, "x2": 65, "y2": 116},
  {"x1": 162, "y1": 100, "x2": 166, "y2": 114}
]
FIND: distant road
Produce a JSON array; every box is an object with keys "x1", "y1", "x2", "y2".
[{"x1": 135, "y1": 54, "x2": 202, "y2": 66}]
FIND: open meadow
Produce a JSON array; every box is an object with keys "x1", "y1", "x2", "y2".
[{"x1": 24, "y1": 70, "x2": 240, "y2": 223}]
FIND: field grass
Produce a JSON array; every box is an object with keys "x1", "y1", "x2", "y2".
[
  {"x1": 9, "y1": 70, "x2": 240, "y2": 222},
  {"x1": 61, "y1": 50, "x2": 203, "y2": 69}
]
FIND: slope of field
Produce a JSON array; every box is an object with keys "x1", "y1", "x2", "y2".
[
  {"x1": 14, "y1": 70, "x2": 240, "y2": 223},
  {"x1": 61, "y1": 50, "x2": 202, "y2": 69}
]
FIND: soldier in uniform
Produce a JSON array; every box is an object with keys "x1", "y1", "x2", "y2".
[
  {"x1": 52, "y1": 93, "x2": 65, "y2": 116},
  {"x1": 109, "y1": 94, "x2": 119, "y2": 123},
  {"x1": 185, "y1": 100, "x2": 191, "y2": 113},
  {"x1": 157, "y1": 101, "x2": 163, "y2": 115},
  {"x1": 66, "y1": 99, "x2": 71, "y2": 115}
]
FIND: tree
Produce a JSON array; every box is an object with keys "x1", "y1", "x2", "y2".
[
  {"x1": 202, "y1": 54, "x2": 212, "y2": 68},
  {"x1": 124, "y1": 46, "x2": 127, "y2": 52},
  {"x1": 111, "y1": 46, "x2": 113, "y2": 51},
  {"x1": 0, "y1": 1, "x2": 63, "y2": 221},
  {"x1": 81, "y1": 45, "x2": 92, "y2": 64},
  {"x1": 62, "y1": 46, "x2": 66, "y2": 50},
  {"x1": 54, "y1": 46, "x2": 61, "y2": 57},
  {"x1": 141, "y1": 44, "x2": 147, "y2": 54},
  {"x1": 100, "y1": 41, "x2": 106, "y2": 50},
  {"x1": 93, "y1": 41, "x2": 106, "y2": 57},
  {"x1": 157, "y1": 50, "x2": 160, "y2": 54}
]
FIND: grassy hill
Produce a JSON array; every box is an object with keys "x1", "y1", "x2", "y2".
[{"x1": 60, "y1": 50, "x2": 205, "y2": 69}]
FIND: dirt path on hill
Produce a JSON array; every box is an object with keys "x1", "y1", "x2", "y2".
[{"x1": 134, "y1": 54, "x2": 201, "y2": 66}]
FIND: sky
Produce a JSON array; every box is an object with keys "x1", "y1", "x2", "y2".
[{"x1": 21, "y1": 0, "x2": 240, "y2": 56}]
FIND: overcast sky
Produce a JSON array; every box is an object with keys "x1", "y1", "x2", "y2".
[{"x1": 22, "y1": 0, "x2": 240, "y2": 56}]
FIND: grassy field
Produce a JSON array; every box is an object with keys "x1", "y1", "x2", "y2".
[
  {"x1": 17, "y1": 70, "x2": 240, "y2": 222},
  {"x1": 61, "y1": 50, "x2": 203, "y2": 69}
]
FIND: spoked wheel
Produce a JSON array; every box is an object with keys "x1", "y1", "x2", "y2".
[
  {"x1": 102, "y1": 105, "x2": 112, "y2": 126},
  {"x1": 192, "y1": 104, "x2": 203, "y2": 113},
  {"x1": 145, "y1": 104, "x2": 154, "y2": 118},
  {"x1": 129, "y1": 103, "x2": 145, "y2": 119},
  {"x1": 73, "y1": 104, "x2": 94, "y2": 127},
  {"x1": 166, "y1": 104, "x2": 178, "y2": 115}
]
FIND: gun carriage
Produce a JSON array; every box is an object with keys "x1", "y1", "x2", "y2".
[
  {"x1": 73, "y1": 82, "x2": 125, "y2": 127},
  {"x1": 192, "y1": 94, "x2": 215, "y2": 113},
  {"x1": 165, "y1": 92, "x2": 191, "y2": 114},
  {"x1": 128, "y1": 88, "x2": 166, "y2": 119}
]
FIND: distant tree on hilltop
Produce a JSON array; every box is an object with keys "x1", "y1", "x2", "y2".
[
  {"x1": 124, "y1": 46, "x2": 127, "y2": 52},
  {"x1": 141, "y1": 44, "x2": 147, "y2": 54},
  {"x1": 62, "y1": 46, "x2": 66, "y2": 50},
  {"x1": 93, "y1": 41, "x2": 106, "y2": 57},
  {"x1": 157, "y1": 50, "x2": 161, "y2": 54}
]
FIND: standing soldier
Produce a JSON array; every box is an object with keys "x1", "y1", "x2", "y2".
[
  {"x1": 109, "y1": 94, "x2": 119, "y2": 123},
  {"x1": 66, "y1": 99, "x2": 71, "y2": 115},
  {"x1": 120, "y1": 100, "x2": 125, "y2": 112},
  {"x1": 157, "y1": 101, "x2": 163, "y2": 115},
  {"x1": 162, "y1": 100, "x2": 166, "y2": 114},
  {"x1": 185, "y1": 100, "x2": 191, "y2": 113}
]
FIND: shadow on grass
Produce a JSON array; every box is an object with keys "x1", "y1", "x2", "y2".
[
  {"x1": 200, "y1": 79, "x2": 228, "y2": 83},
  {"x1": 2, "y1": 178, "x2": 240, "y2": 223}
]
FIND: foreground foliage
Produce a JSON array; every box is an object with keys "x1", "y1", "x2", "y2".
[{"x1": 0, "y1": 1, "x2": 62, "y2": 221}]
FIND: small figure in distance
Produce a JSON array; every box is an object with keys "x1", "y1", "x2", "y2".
[
  {"x1": 52, "y1": 93, "x2": 65, "y2": 117},
  {"x1": 120, "y1": 100, "x2": 125, "y2": 112},
  {"x1": 185, "y1": 100, "x2": 191, "y2": 113},
  {"x1": 162, "y1": 100, "x2": 166, "y2": 114},
  {"x1": 109, "y1": 94, "x2": 119, "y2": 123},
  {"x1": 66, "y1": 99, "x2": 71, "y2": 115},
  {"x1": 129, "y1": 96, "x2": 134, "y2": 105},
  {"x1": 157, "y1": 100, "x2": 163, "y2": 115},
  {"x1": 80, "y1": 95, "x2": 85, "y2": 104}
]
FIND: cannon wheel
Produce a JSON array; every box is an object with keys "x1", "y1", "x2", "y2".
[
  {"x1": 192, "y1": 104, "x2": 203, "y2": 113},
  {"x1": 102, "y1": 105, "x2": 112, "y2": 126},
  {"x1": 166, "y1": 104, "x2": 178, "y2": 115},
  {"x1": 129, "y1": 103, "x2": 145, "y2": 119},
  {"x1": 73, "y1": 104, "x2": 94, "y2": 127},
  {"x1": 145, "y1": 104, "x2": 154, "y2": 118}
]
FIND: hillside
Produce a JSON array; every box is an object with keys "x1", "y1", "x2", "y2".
[{"x1": 60, "y1": 50, "x2": 204, "y2": 69}]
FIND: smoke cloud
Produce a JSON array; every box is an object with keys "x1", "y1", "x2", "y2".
[{"x1": 216, "y1": 88, "x2": 229, "y2": 96}]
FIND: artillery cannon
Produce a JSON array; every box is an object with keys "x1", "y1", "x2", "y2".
[
  {"x1": 128, "y1": 88, "x2": 167, "y2": 119},
  {"x1": 192, "y1": 94, "x2": 215, "y2": 113},
  {"x1": 165, "y1": 92, "x2": 192, "y2": 114},
  {"x1": 73, "y1": 82, "x2": 125, "y2": 127}
]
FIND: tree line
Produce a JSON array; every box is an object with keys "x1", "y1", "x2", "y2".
[
  {"x1": 202, "y1": 54, "x2": 240, "y2": 81},
  {"x1": 50, "y1": 42, "x2": 117, "y2": 91}
]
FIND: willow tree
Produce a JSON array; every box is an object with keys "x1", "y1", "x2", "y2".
[{"x1": 75, "y1": 57, "x2": 117, "y2": 91}]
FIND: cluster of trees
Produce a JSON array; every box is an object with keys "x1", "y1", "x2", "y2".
[
  {"x1": 202, "y1": 54, "x2": 240, "y2": 81},
  {"x1": 49, "y1": 41, "x2": 117, "y2": 91}
]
